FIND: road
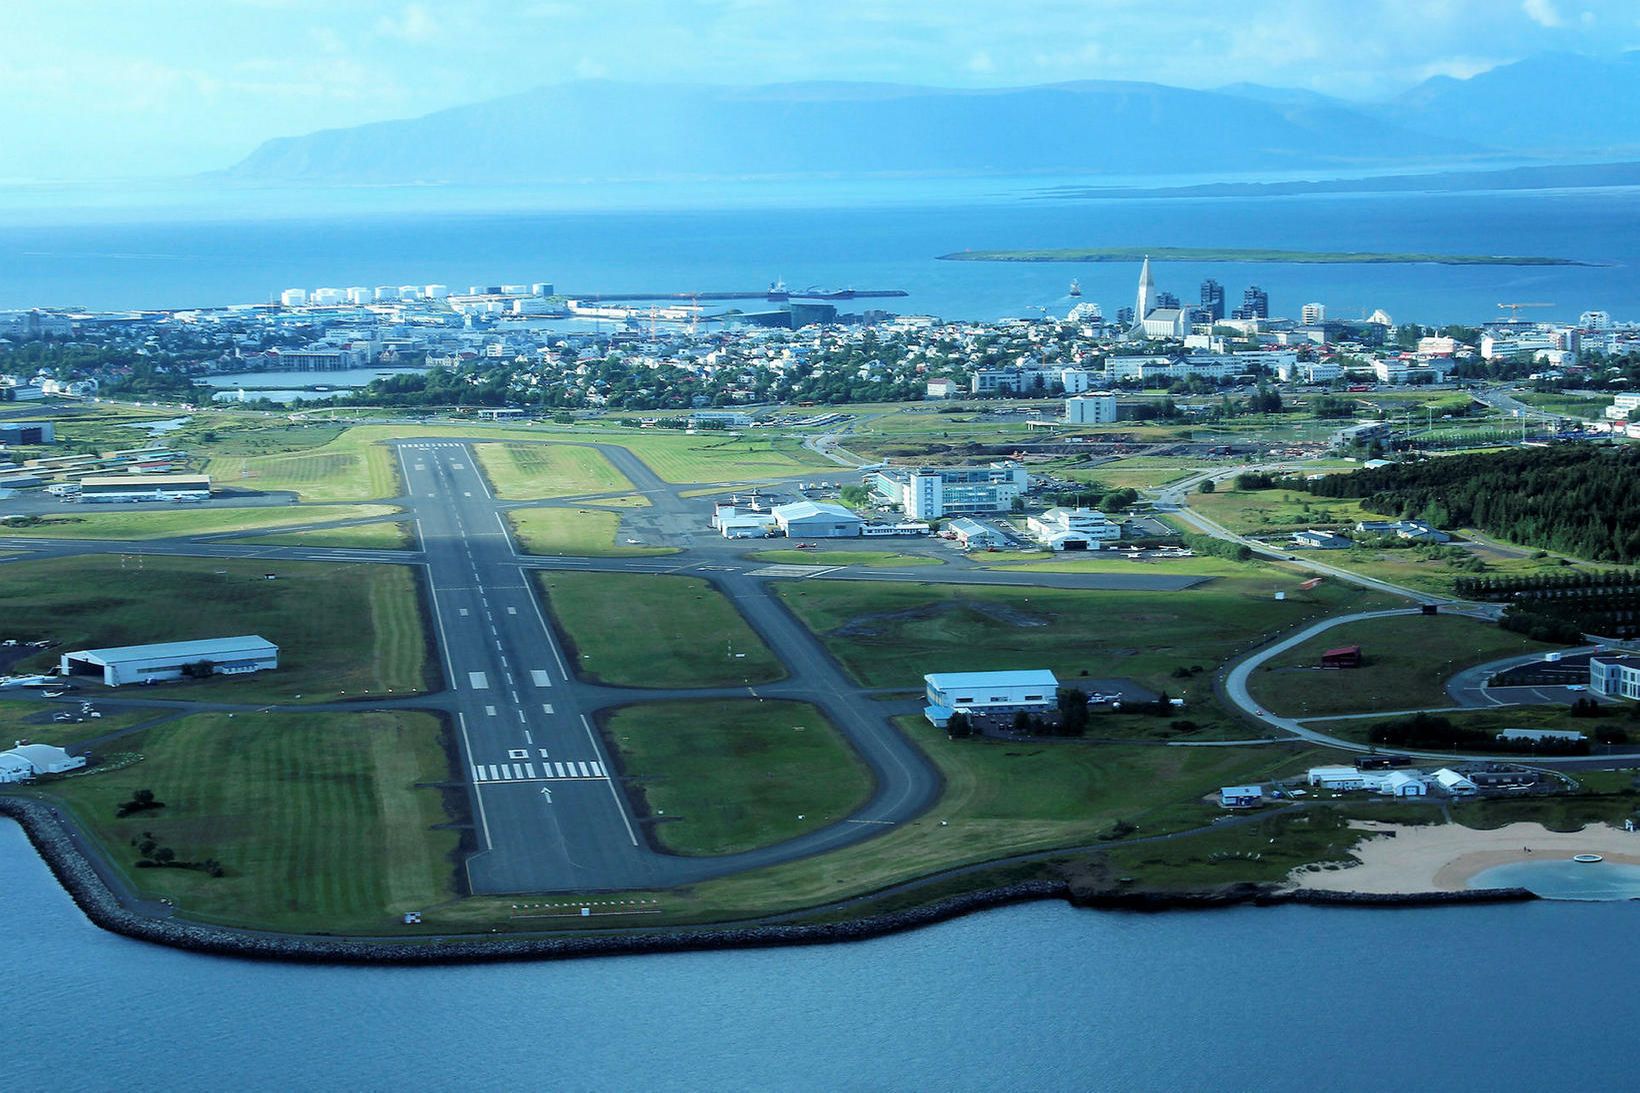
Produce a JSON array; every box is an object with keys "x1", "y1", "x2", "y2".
[
  {"x1": 1219, "y1": 607, "x2": 1640, "y2": 766},
  {"x1": 1152, "y1": 468, "x2": 1459, "y2": 609}
]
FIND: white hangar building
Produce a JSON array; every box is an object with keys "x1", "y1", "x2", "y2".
[
  {"x1": 60, "y1": 635, "x2": 279, "y2": 687},
  {"x1": 771, "y1": 501, "x2": 863, "y2": 539},
  {"x1": 0, "y1": 743, "x2": 86, "y2": 782}
]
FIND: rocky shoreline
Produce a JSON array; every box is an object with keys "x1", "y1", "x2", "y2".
[{"x1": 0, "y1": 797, "x2": 1537, "y2": 965}]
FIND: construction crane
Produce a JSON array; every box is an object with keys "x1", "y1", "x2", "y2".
[{"x1": 1497, "y1": 302, "x2": 1553, "y2": 321}]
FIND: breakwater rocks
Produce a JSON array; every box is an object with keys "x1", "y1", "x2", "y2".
[
  {"x1": 0, "y1": 797, "x2": 1534, "y2": 965},
  {"x1": 1067, "y1": 882, "x2": 1538, "y2": 912}
]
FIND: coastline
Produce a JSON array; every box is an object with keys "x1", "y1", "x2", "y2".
[
  {"x1": 1290, "y1": 820, "x2": 1640, "y2": 895},
  {"x1": 0, "y1": 797, "x2": 1536, "y2": 966},
  {"x1": 935, "y1": 248, "x2": 1590, "y2": 266}
]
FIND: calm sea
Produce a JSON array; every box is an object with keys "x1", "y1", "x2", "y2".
[
  {"x1": 3, "y1": 820, "x2": 1636, "y2": 1091},
  {"x1": 0, "y1": 181, "x2": 1635, "y2": 327}
]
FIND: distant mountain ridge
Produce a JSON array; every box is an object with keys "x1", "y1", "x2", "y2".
[
  {"x1": 224, "y1": 79, "x2": 1476, "y2": 185},
  {"x1": 225, "y1": 53, "x2": 1640, "y2": 185}
]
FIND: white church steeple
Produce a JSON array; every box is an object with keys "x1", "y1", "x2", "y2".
[{"x1": 1135, "y1": 255, "x2": 1154, "y2": 321}]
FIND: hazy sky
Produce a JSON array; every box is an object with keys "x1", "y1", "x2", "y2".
[{"x1": 3, "y1": 0, "x2": 1636, "y2": 180}]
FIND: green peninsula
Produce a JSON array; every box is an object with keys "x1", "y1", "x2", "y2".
[{"x1": 937, "y1": 246, "x2": 1588, "y2": 266}]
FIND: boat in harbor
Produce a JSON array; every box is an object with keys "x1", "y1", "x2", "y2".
[{"x1": 1068, "y1": 279, "x2": 1082, "y2": 297}]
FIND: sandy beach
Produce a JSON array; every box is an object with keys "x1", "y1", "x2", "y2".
[{"x1": 1288, "y1": 821, "x2": 1640, "y2": 894}]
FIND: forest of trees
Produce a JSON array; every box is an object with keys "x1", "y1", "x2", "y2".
[{"x1": 1303, "y1": 445, "x2": 1640, "y2": 564}]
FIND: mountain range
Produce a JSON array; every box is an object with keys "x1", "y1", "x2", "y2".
[{"x1": 225, "y1": 52, "x2": 1640, "y2": 185}]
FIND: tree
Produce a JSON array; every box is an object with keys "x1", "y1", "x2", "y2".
[
  {"x1": 1100, "y1": 488, "x2": 1139, "y2": 513},
  {"x1": 839, "y1": 484, "x2": 872, "y2": 507},
  {"x1": 1056, "y1": 688, "x2": 1090, "y2": 736},
  {"x1": 1198, "y1": 479, "x2": 1216, "y2": 494},
  {"x1": 946, "y1": 711, "x2": 973, "y2": 739}
]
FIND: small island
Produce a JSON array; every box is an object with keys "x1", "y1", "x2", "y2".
[{"x1": 937, "y1": 246, "x2": 1590, "y2": 266}]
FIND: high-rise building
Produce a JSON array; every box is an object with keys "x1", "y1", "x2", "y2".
[
  {"x1": 1155, "y1": 290, "x2": 1180, "y2": 310},
  {"x1": 1116, "y1": 307, "x2": 1134, "y2": 327},
  {"x1": 1233, "y1": 286, "x2": 1269, "y2": 321},
  {"x1": 1301, "y1": 302, "x2": 1326, "y2": 325},
  {"x1": 1199, "y1": 279, "x2": 1225, "y2": 321}
]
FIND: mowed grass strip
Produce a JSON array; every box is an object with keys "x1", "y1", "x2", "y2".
[
  {"x1": 206, "y1": 429, "x2": 400, "y2": 502},
  {"x1": 37, "y1": 712, "x2": 459, "y2": 933},
  {"x1": 1248, "y1": 614, "x2": 1556, "y2": 718},
  {"x1": 239, "y1": 520, "x2": 414, "y2": 550},
  {"x1": 472, "y1": 443, "x2": 634, "y2": 500},
  {"x1": 594, "y1": 431, "x2": 833, "y2": 484},
  {"x1": 506, "y1": 507, "x2": 677, "y2": 557},
  {"x1": 537, "y1": 572, "x2": 784, "y2": 687},
  {"x1": 600, "y1": 699, "x2": 872, "y2": 855},
  {"x1": 775, "y1": 572, "x2": 1390, "y2": 691},
  {"x1": 0, "y1": 555, "x2": 434, "y2": 703},
  {"x1": 746, "y1": 549, "x2": 942, "y2": 568},
  {"x1": 0, "y1": 504, "x2": 399, "y2": 540}
]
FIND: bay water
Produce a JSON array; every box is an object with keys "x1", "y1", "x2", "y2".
[
  {"x1": 4, "y1": 820, "x2": 1637, "y2": 1091},
  {"x1": 1, "y1": 182, "x2": 1635, "y2": 327}
]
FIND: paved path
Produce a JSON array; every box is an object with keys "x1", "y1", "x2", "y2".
[{"x1": 1220, "y1": 609, "x2": 1640, "y2": 767}]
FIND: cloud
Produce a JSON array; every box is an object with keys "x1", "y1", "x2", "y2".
[
  {"x1": 376, "y1": 3, "x2": 439, "y2": 42},
  {"x1": 1522, "y1": 0, "x2": 1564, "y2": 27},
  {"x1": 966, "y1": 50, "x2": 994, "y2": 74},
  {"x1": 1412, "y1": 54, "x2": 1506, "y2": 81}
]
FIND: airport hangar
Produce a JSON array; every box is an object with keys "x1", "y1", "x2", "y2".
[
  {"x1": 60, "y1": 635, "x2": 278, "y2": 686},
  {"x1": 77, "y1": 473, "x2": 211, "y2": 503},
  {"x1": 772, "y1": 500, "x2": 863, "y2": 538}
]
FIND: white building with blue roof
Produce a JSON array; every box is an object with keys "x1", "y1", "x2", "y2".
[{"x1": 924, "y1": 669, "x2": 1059, "y2": 726}]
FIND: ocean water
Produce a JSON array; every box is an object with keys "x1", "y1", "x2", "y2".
[
  {"x1": 1472, "y1": 858, "x2": 1640, "y2": 900},
  {"x1": 4, "y1": 819, "x2": 1638, "y2": 1091},
  {"x1": 0, "y1": 183, "x2": 1635, "y2": 326},
  {"x1": 201, "y1": 366, "x2": 428, "y2": 402}
]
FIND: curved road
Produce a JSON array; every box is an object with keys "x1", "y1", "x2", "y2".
[{"x1": 1221, "y1": 607, "x2": 1640, "y2": 766}]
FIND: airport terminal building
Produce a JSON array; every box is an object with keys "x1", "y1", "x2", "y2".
[
  {"x1": 869, "y1": 462, "x2": 1030, "y2": 521},
  {"x1": 61, "y1": 635, "x2": 279, "y2": 686}
]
